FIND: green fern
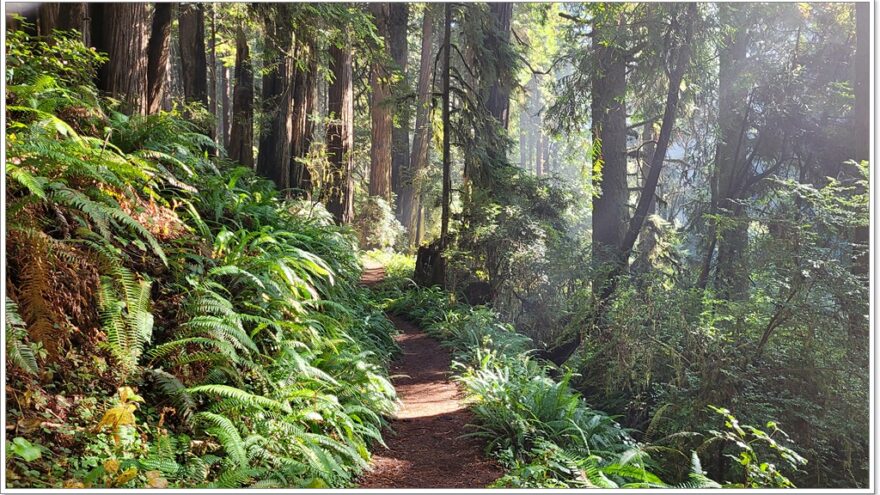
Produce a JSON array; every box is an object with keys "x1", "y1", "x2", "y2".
[{"x1": 5, "y1": 298, "x2": 39, "y2": 375}]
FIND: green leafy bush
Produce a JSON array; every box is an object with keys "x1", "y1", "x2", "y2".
[{"x1": 5, "y1": 28, "x2": 397, "y2": 489}]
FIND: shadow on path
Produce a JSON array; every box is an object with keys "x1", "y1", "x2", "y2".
[{"x1": 357, "y1": 316, "x2": 503, "y2": 488}]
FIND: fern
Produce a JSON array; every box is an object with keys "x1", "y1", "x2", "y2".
[
  {"x1": 5, "y1": 298, "x2": 39, "y2": 375},
  {"x1": 195, "y1": 412, "x2": 247, "y2": 468},
  {"x1": 188, "y1": 385, "x2": 291, "y2": 414}
]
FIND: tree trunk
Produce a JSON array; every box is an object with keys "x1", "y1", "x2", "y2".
[
  {"x1": 711, "y1": 3, "x2": 751, "y2": 302},
  {"x1": 255, "y1": 14, "x2": 294, "y2": 191},
  {"x1": 325, "y1": 37, "x2": 355, "y2": 224},
  {"x1": 39, "y1": 3, "x2": 89, "y2": 40},
  {"x1": 229, "y1": 26, "x2": 254, "y2": 168},
  {"x1": 220, "y1": 65, "x2": 230, "y2": 147},
  {"x1": 400, "y1": 6, "x2": 435, "y2": 246},
  {"x1": 178, "y1": 3, "x2": 208, "y2": 107},
  {"x1": 852, "y1": 1, "x2": 869, "y2": 273},
  {"x1": 440, "y1": 3, "x2": 452, "y2": 250},
  {"x1": 369, "y1": 3, "x2": 393, "y2": 202},
  {"x1": 590, "y1": 10, "x2": 629, "y2": 287},
  {"x1": 291, "y1": 39, "x2": 318, "y2": 197},
  {"x1": 91, "y1": 3, "x2": 151, "y2": 115},
  {"x1": 543, "y1": 134, "x2": 552, "y2": 174},
  {"x1": 146, "y1": 3, "x2": 172, "y2": 115},
  {"x1": 848, "y1": 1, "x2": 870, "y2": 337},
  {"x1": 486, "y1": 3, "x2": 513, "y2": 129},
  {"x1": 535, "y1": 130, "x2": 544, "y2": 176},
  {"x1": 209, "y1": 5, "x2": 219, "y2": 143},
  {"x1": 390, "y1": 3, "x2": 411, "y2": 221},
  {"x1": 617, "y1": 3, "x2": 694, "y2": 264},
  {"x1": 37, "y1": 3, "x2": 59, "y2": 37}
]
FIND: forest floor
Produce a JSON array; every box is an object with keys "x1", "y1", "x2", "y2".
[{"x1": 357, "y1": 270, "x2": 502, "y2": 488}]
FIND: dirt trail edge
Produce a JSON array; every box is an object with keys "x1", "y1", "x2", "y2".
[{"x1": 356, "y1": 278, "x2": 502, "y2": 487}]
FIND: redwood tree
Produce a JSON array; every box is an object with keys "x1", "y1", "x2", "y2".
[
  {"x1": 178, "y1": 3, "x2": 208, "y2": 107},
  {"x1": 255, "y1": 10, "x2": 295, "y2": 191},
  {"x1": 389, "y1": 3, "x2": 410, "y2": 220},
  {"x1": 228, "y1": 26, "x2": 254, "y2": 168},
  {"x1": 325, "y1": 37, "x2": 355, "y2": 224},
  {"x1": 399, "y1": 7, "x2": 436, "y2": 245},
  {"x1": 368, "y1": 3, "x2": 393, "y2": 202},
  {"x1": 590, "y1": 8, "x2": 629, "y2": 284},
  {"x1": 146, "y1": 3, "x2": 173, "y2": 114},
  {"x1": 91, "y1": 3, "x2": 151, "y2": 115}
]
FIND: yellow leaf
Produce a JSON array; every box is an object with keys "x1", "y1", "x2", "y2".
[
  {"x1": 103, "y1": 458, "x2": 120, "y2": 475},
  {"x1": 114, "y1": 467, "x2": 138, "y2": 486},
  {"x1": 118, "y1": 386, "x2": 144, "y2": 403},
  {"x1": 63, "y1": 479, "x2": 85, "y2": 488}
]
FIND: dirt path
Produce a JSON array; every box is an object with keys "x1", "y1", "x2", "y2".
[
  {"x1": 360, "y1": 263, "x2": 386, "y2": 286},
  {"x1": 357, "y1": 314, "x2": 503, "y2": 488}
]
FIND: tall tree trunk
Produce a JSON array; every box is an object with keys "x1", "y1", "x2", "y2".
[
  {"x1": 710, "y1": 3, "x2": 751, "y2": 302},
  {"x1": 220, "y1": 65, "x2": 230, "y2": 147},
  {"x1": 255, "y1": 13, "x2": 294, "y2": 191},
  {"x1": 440, "y1": 3, "x2": 452, "y2": 249},
  {"x1": 291, "y1": 38, "x2": 318, "y2": 197},
  {"x1": 91, "y1": 4, "x2": 150, "y2": 115},
  {"x1": 852, "y1": 1, "x2": 869, "y2": 272},
  {"x1": 37, "y1": 3, "x2": 59, "y2": 37},
  {"x1": 617, "y1": 3, "x2": 694, "y2": 264},
  {"x1": 848, "y1": 1, "x2": 870, "y2": 336},
  {"x1": 590, "y1": 10, "x2": 629, "y2": 289},
  {"x1": 146, "y1": 3, "x2": 172, "y2": 115},
  {"x1": 401, "y1": 7, "x2": 435, "y2": 246},
  {"x1": 390, "y1": 3, "x2": 411, "y2": 221},
  {"x1": 229, "y1": 26, "x2": 254, "y2": 168},
  {"x1": 535, "y1": 130, "x2": 544, "y2": 176},
  {"x1": 178, "y1": 3, "x2": 208, "y2": 107},
  {"x1": 325, "y1": 37, "x2": 355, "y2": 224},
  {"x1": 369, "y1": 3, "x2": 393, "y2": 202},
  {"x1": 486, "y1": 2, "x2": 513, "y2": 128},
  {"x1": 543, "y1": 134, "x2": 552, "y2": 174},
  {"x1": 209, "y1": 5, "x2": 219, "y2": 142}
]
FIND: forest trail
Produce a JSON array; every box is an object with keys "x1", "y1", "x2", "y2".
[{"x1": 357, "y1": 271, "x2": 502, "y2": 488}]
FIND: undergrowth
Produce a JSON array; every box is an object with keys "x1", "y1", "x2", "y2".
[
  {"x1": 379, "y1": 284, "x2": 806, "y2": 488},
  {"x1": 5, "y1": 27, "x2": 397, "y2": 489}
]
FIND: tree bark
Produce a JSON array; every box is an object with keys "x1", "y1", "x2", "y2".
[
  {"x1": 486, "y1": 2, "x2": 513, "y2": 129},
  {"x1": 400, "y1": 7, "x2": 436, "y2": 246},
  {"x1": 229, "y1": 26, "x2": 254, "y2": 168},
  {"x1": 291, "y1": 38, "x2": 318, "y2": 197},
  {"x1": 146, "y1": 3, "x2": 172, "y2": 115},
  {"x1": 711, "y1": 3, "x2": 751, "y2": 302},
  {"x1": 440, "y1": 2, "x2": 452, "y2": 249},
  {"x1": 255, "y1": 13, "x2": 294, "y2": 191},
  {"x1": 178, "y1": 3, "x2": 208, "y2": 107},
  {"x1": 91, "y1": 3, "x2": 151, "y2": 115},
  {"x1": 325, "y1": 37, "x2": 355, "y2": 224},
  {"x1": 369, "y1": 3, "x2": 393, "y2": 202},
  {"x1": 590, "y1": 10, "x2": 629, "y2": 287},
  {"x1": 852, "y1": 1, "x2": 869, "y2": 274},
  {"x1": 390, "y1": 3, "x2": 411, "y2": 220},
  {"x1": 535, "y1": 130, "x2": 544, "y2": 176}
]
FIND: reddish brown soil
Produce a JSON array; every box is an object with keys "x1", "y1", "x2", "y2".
[{"x1": 357, "y1": 315, "x2": 503, "y2": 488}]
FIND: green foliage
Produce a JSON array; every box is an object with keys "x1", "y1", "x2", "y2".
[
  {"x1": 352, "y1": 196, "x2": 405, "y2": 250},
  {"x1": 5, "y1": 29, "x2": 397, "y2": 489},
  {"x1": 705, "y1": 406, "x2": 807, "y2": 488},
  {"x1": 388, "y1": 285, "x2": 709, "y2": 488}
]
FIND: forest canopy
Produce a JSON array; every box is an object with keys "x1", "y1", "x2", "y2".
[{"x1": 3, "y1": 1, "x2": 871, "y2": 490}]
